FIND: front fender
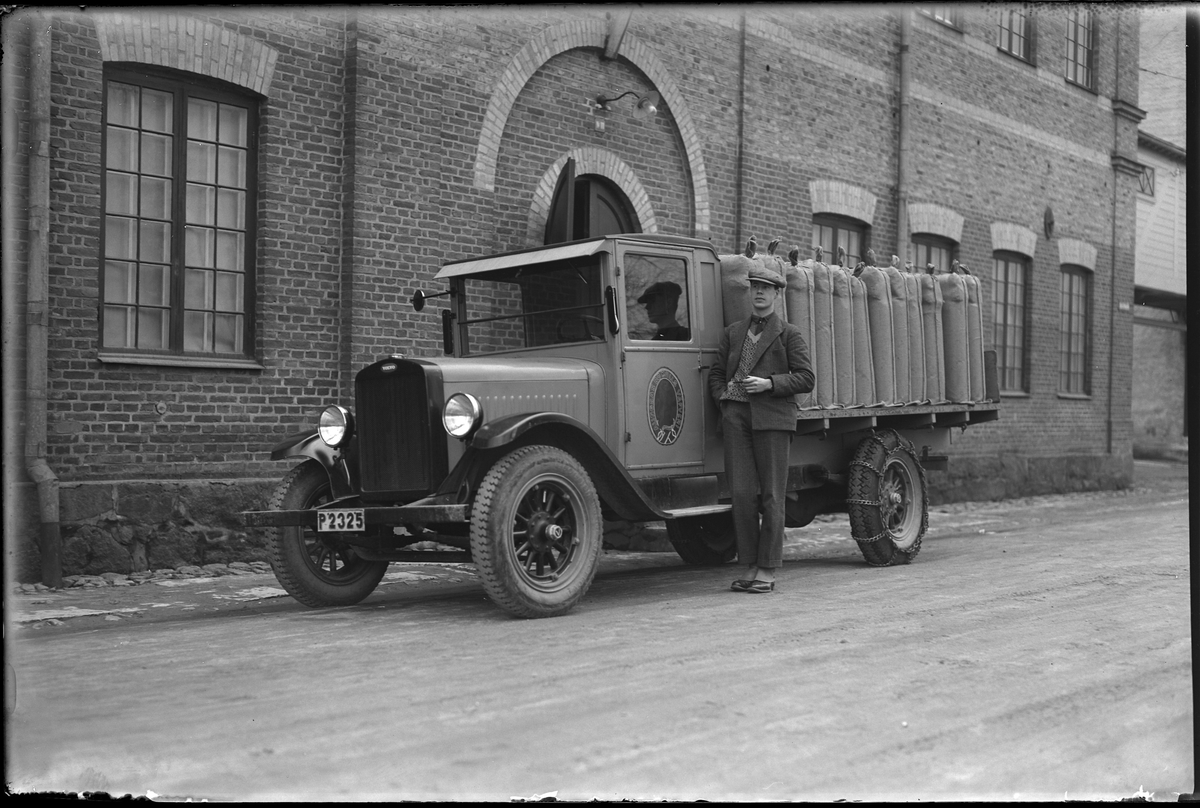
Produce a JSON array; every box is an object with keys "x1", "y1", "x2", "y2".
[
  {"x1": 466, "y1": 412, "x2": 667, "y2": 522},
  {"x1": 268, "y1": 431, "x2": 357, "y2": 499}
]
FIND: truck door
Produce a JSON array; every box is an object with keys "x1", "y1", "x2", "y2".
[{"x1": 618, "y1": 244, "x2": 707, "y2": 473}]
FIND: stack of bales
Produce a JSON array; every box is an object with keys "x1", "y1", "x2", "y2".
[{"x1": 717, "y1": 240, "x2": 988, "y2": 411}]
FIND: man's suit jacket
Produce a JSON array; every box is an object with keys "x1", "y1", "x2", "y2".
[{"x1": 709, "y1": 314, "x2": 816, "y2": 432}]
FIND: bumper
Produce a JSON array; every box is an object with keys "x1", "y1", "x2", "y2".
[{"x1": 241, "y1": 503, "x2": 469, "y2": 528}]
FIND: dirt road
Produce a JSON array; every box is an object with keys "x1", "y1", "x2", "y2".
[{"x1": 6, "y1": 461, "x2": 1193, "y2": 801}]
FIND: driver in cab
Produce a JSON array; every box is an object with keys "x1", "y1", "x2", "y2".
[{"x1": 637, "y1": 281, "x2": 690, "y2": 341}]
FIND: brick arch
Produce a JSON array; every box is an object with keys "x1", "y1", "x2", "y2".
[
  {"x1": 473, "y1": 18, "x2": 710, "y2": 236},
  {"x1": 809, "y1": 179, "x2": 878, "y2": 225},
  {"x1": 526, "y1": 148, "x2": 658, "y2": 247},
  {"x1": 1058, "y1": 238, "x2": 1097, "y2": 271},
  {"x1": 990, "y1": 222, "x2": 1038, "y2": 259},
  {"x1": 907, "y1": 202, "x2": 965, "y2": 244},
  {"x1": 93, "y1": 12, "x2": 279, "y2": 96}
]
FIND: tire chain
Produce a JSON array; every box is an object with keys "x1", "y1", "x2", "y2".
[{"x1": 846, "y1": 429, "x2": 927, "y2": 563}]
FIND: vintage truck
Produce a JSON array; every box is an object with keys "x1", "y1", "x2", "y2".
[{"x1": 242, "y1": 232, "x2": 999, "y2": 618}]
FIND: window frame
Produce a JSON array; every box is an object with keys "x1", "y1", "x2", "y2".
[
  {"x1": 1058, "y1": 264, "x2": 1093, "y2": 396},
  {"x1": 992, "y1": 251, "x2": 1032, "y2": 394},
  {"x1": 1065, "y1": 8, "x2": 1096, "y2": 91},
  {"x1": 99, "y1": 64, "x2": 259, "y2": 364},
  {"x1": 910, "y1": 233, "x2": 956, "y2": 275},
  {"x1": 917, "y1": 6, "x2": 962, "y2": 30},
  {"x1": 812, "y1": 213, "x2": 869, "y2": 268},
  {"x1": 997, "y1": 7, "x2": 1036, "y2": 65},
  {"x1": 1138, "y1": 163, "x2": 1156, "y2": 196}
]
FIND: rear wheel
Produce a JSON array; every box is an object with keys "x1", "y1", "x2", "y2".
[
  {"x1": 665, "y1": 513, "x2": 738, "y2": 566},
  {"x1": 847, "y1": 430, "x2": 928, "y2": 566},
  {"x1": 266, "y1": 461, "x2": 388, "y2": 606},
  {"x1": 470, "y1": 445, "x2": 603, "y2": 618}
]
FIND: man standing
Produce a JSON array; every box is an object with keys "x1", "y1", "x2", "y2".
[{"x1": 709, "y1": 264, "x2": 815, "y2": 593}]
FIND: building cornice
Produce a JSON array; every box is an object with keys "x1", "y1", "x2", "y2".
[{"x1": 1138, "y1": 130, "x2": 1186, "y2": 162}]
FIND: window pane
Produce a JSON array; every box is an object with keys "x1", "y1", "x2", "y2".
[
  {"x1": 141, "y1": 132, "x2": 173, "y2": 176},
  {"x1": 216, "y1": 230, "x2": 244, "y2": 271},
  {"x1": 138, "y1": 264, "x2": 171, "y2": 307},
  {"x1": 107, "y1": 82, "x2": 139, "y2": 127},
  {"x1": 184, "y1": 310, "x2": 213, "y2": 352},
  {"x1": 188, "y1": 141, "x2": 216, "y2": 183},
  {"x1": 219, "y1": 104, "x2": 248, "y2": 147},
  {"x1": 141, "y1": 89, "x2": 174, "y2": 134},
  {"x1": 140, "y1": 176, "x2": 172, "y2": 220},
  {"x1": 218, "y1": 146, "x2": 246, "y2": 187},
  {"x1": 103, "y1": 305, "x2": 135, "y2": 348},
  {"x1": 106, "y1": 127, "x2": 138, "y2": 172},
  {"x1": 139, "y1": 220, "x2": 171, "y2": 264},
  {"x1": 105, "y1": 216, "x2": 137, "y2": 259},
  {"x1": 214, "y1": 313, "x2": 243, "y2": 353},
  {"x1": 216, "y1": 188, "x2": 245, "y2": 229},
  {"x1": 104, "y1": 260, "x2": 136, "y2": 303},
  {"x1": 188, "y1": 98, "x2": 218, "y2": 141},
  {"x1": 215, "y1": 271, "x2": 244, "y2": 312},
  {"x1": 137, "y1": 308, "x2": 169, "y2": 350},
  {"x1": 185, "y1": 226, "x2": 214, "y2": 268},
  {"x1": 185, "y1": 268, "x2": 214, "y2": 309},
  {"x1": 106, "y1": 171, "x2": 137, "y2": 215},
  {"x1": 187, "y1": 183, "x2": 216, "y2": 225}
]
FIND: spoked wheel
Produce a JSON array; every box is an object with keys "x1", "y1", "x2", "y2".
[
  {"x1": 665, "y1": 512, "x2": 738, "y2": 566},
  {"x1": 470, "y1": 445, "x2": 603, "y2": 618},
  {"x1": 847, "y1": 430, "x2": 928, "y2": 566},
  {"x1": 266, "y1": 460, "x2": 388, "y2": 606}
]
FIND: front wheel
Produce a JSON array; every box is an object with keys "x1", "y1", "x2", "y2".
[
  {"x1": 266, "y1": 460, "x2": 389, "y2": 606},
  {"x1": 847, "y1": 430, "x2": 928, "y2": 566},
  {"x1": 665, "y1": 513, "x2": 737, "y2": 566},
  {"x1": 470, "y1": 445, "x2": 603, "y2": 618}
]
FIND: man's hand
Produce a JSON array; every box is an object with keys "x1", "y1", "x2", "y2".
[{"x1": 742, "y1": 375, "x2": 773, "y2": 395}]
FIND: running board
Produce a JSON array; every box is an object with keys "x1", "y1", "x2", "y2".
[{"x1": 661, "y1": 504, "x2": 732, "y2": 519}]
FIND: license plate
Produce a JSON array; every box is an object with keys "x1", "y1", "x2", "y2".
[{"x1": 317, "y1": 509, "x2": 365, "y2": 532}]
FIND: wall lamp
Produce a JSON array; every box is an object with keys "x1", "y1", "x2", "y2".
[{"x1": 592, "y1": 90, "x2": 660, "y2": 117}]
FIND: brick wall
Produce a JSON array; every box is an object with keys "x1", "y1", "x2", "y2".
[{"x1": 5, "y1": 6, "x2": 1142, "y2": 578}]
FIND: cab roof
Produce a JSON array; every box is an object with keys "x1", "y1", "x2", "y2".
[{"x1": 435, "y1": 233, "x2": 716, "y2": 279}]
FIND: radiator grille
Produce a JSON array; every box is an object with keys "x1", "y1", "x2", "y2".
[{"x1": 356, "y1": 366, "x2": 431, "y2": 498}]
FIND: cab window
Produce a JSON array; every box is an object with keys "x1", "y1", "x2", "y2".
[{"x1": 626, "y1": 254, "x2": 691, "y2": 342}]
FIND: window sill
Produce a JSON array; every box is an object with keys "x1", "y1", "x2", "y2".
[
  {"x1": 1056, "y1": 392, "x2": 1092, "y2": 401},
  {"x1": 97, "y1": 351, "x2": 264, "y2": 370},
  {"x1": 999, "y1": 390, "x2": 1030, "y2": 398},
  {"x1": 996, "y1": 48, "x2": 1035, "y2": 68},
  {"x1": 1064, "y1": 78, "x2": 1098, "y2": 96}
]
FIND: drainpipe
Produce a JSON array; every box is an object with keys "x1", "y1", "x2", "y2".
[
  {"x1": 734, "y1": 11, "x2": 747, "y2": 252},
  {"x1": 26, "y1": 11, "x2": 62, "y2": 587},
  {"x1": 1106, "y1": 14, "x2": 1123, "y2": 455},
  {"x1": 895, "y1": 9, "x2": 912, "y2": 263}
]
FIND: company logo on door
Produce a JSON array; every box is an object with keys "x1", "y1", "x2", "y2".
[{"x1": 647, "y1": 368, "x2": 685, "y2": 445}]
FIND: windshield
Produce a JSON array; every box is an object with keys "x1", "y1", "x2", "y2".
[{"x1": 460, "y1": 256, "x2": 605, "y2": 354}]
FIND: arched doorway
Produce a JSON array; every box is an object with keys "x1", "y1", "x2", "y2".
[{"x1": 544, "y1": 158, "x2": 640, "y2": 244}]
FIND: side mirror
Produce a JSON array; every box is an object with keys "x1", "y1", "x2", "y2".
[
  {"x1": 412, "y1": 288, "x2": 453, "y2": 312},
  {"x1": 605, "y1": 286, "x2": 621, "y2": 335}
]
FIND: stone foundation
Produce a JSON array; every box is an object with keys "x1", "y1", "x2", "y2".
[{"x1": 6, "y1": 450, "x2": 1138, "y2": 583}]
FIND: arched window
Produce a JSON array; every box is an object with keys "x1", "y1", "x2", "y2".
[
  {"x1": 544, "y1": 159, "x2": 639, "y2": 244},
  {"x1": 912, "y1": 233, "x2": 956, "y2": 274},
  {"x1": 812, "y1": 214, "x2": 868, "y2": 267}
]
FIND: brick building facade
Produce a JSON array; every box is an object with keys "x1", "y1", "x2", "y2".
[{"x1": 2, "y1": 6, "x2": 1143, "y2": 581}]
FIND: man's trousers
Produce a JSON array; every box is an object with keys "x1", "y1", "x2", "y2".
[{"x1": 720, "y1": 400, "x2": 791, "y2": 569}]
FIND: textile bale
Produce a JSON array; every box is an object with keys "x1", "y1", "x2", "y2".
[
  {"x1": 860, "y1": 265, "x2": 896, "y2": 405},
  {"x1": 830, "y1": 267, "x2": 856, "y2": 405},
  {"x1": 811, "y1": 261, "x2": 838, "y2": 407},
  {"x1": 964, "y1": 274, "x2": 986, "y2": 401},
  {"x1": 903, "y1": 272, "x2": 927, "y2": 403},
  {"x1": 785, "y1": 260, "x2": 818, "y2": 410},
  {"x1": 849, "y1": 271, "x2": 876, "y2": 406},
  {"x1": 939, "y1": 273, "x2": 972, "y2": 403},
  {"x1": 918, "y1": 273, "x2": 946, "y2": 403}
]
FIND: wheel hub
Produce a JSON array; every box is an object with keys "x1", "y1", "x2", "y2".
[{"x1": 526, "y1": 512, "x2": 563, "y2": 551}]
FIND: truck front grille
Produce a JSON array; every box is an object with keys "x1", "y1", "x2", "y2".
[{"x1": 355, "y1": 361, "x2": 441, "y2": 500}]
